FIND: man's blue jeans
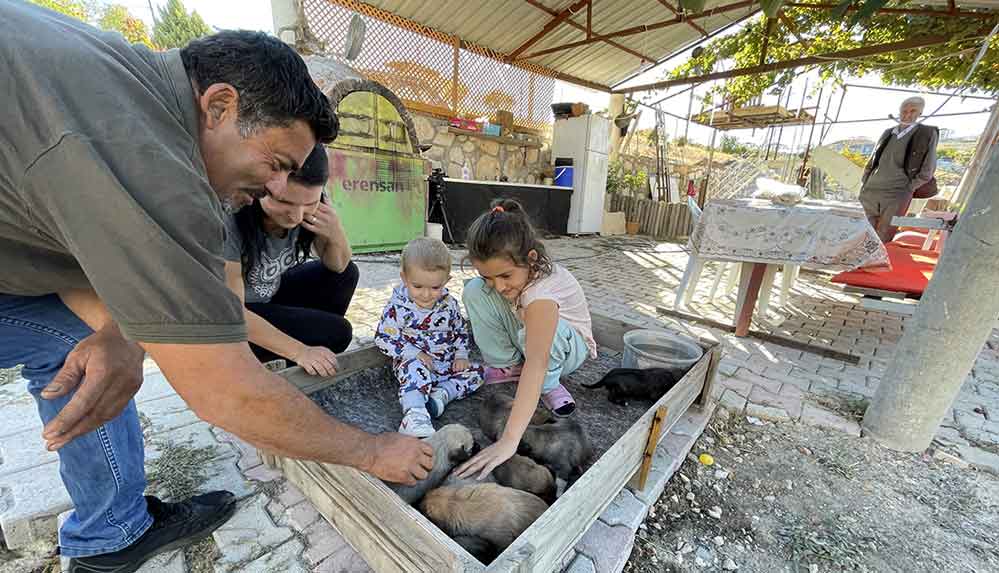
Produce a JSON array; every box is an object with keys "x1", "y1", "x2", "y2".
[{"x1": 0, "y1": 294, "x2": 151, "y2": 557}]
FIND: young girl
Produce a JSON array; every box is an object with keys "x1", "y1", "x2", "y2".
[{"x1": 455, "y1": 199, "x2": 597, "y2": 479}]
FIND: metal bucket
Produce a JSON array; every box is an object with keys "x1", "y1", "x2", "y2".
[{"x1": 621, "y1": 329, "x2": 703, "y2": 376}]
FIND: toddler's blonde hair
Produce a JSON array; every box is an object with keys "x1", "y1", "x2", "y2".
[{"x1": 402, "y1": 237, "x2": 451, "y2": 273}]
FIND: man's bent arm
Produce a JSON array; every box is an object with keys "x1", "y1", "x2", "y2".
[
  {"x1": 58, "y1": 288, "x2": 116, "y2": 331},
  {"x1": 144, "y1": 341, "x2": 377, "y2": 469}
]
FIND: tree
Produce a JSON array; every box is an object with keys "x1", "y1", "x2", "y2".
[
  {"x1": 153, "y1": 0, "x2": 211, "y2": 50},
  {"x1": 99, "y1": 4, "x2": 154, "y2": 48},
  {"x1": 666, "y1": 7, "x2": 998, "y2": 106},
  {"x1": 29, "y1": 0, "x2": 88, "y2": 20},
  {"x1": 721, "y1": 134, "x2": 751, "y2": 155}
]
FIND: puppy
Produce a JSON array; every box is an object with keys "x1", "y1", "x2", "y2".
[
  {"x1": 492, "y1": 454, "x2": 556, "y2": 503},
  {"x1": 583, "y1": 367, "x2": 679, "y2": 406},
  {"x1": 452, "y1": 535, "x2": 499, "y2": 564},
  {"x1": 518, "y1": 417, "x2": 592, "y2": 483},
  {"x1": 479, "y1": 393, "x2": 591, "y2": 482},
  {"x1": 420, "y1": 483, "x2": 548, "y2": 551},
  {"x1": 388, "y1": 424, "x2": 475, "y2": 505},
  {"x1": 479, "y1": 393, "x2": 551, "y2": 442}
]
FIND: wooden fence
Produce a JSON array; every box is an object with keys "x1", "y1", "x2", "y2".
[{"x1": 608, "y1": 194, "x2": 694, "y2": 240}]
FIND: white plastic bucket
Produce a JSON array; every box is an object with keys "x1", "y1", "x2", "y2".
[
  {"x1": 426, "y1": 222, "x2": 443, "y2": 241},
  {"x1": 621, "y1": 329, "x2": 703, "y2": 376}
]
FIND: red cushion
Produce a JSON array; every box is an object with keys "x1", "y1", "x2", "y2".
[{"x1": 831, "y1": 244, "x2": 938, "y2": 296}]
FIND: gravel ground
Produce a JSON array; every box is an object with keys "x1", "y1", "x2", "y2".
[{"x1": 625, "y1": 409, "x2": 999, "y2": 573}]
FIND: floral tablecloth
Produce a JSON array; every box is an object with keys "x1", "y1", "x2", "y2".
[{"x1": 688, "y1": 198, "x2": 889, "y2": 271}]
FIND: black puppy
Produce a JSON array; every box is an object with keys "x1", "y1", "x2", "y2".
[{"x1": 583, "y1": 368, "x2": 680, "y2": 406}]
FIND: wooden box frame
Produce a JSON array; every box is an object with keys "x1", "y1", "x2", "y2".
[{"x1": 260, "y1": 313, "x2": 720, "y2": 572}]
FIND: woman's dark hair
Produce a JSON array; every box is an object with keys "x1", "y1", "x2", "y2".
[
  {"x1": 465, "y1": 198, "x2": 553, "y2": 281},
  {"x1": 234, "y1": 144, "x2": 329, "y2": 279},
  {"x1": 181, "y1": 30, "x2": 338, "y2": 143}
]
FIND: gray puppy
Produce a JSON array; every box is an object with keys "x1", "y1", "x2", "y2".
[
  {"x1": 479, "y1": 393, "x2": 592, "y2": 482},
  {"x1": 420, "y1": 483, "x2": 548, "y2": 552},
  {"x1": 387, "y1": 424, "x2": 475, "y2": 505}
]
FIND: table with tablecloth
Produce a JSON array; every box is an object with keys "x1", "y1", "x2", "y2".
[{"x1": 687, "y1": 198, "x2": 889, "y2": 335}]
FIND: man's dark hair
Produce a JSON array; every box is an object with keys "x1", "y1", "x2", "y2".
[
  {"x1": 181, "y1": 30, "x2": 337, "y2": 143},
  {"x1": 290, "y1": 144, "x2": 330, "y2": 186}
]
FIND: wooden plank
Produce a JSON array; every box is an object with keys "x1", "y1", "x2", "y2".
[
  {"x1": 655, "y1": 202, "x2": 666, "y2": 239},
  {"x1": 840, "y1": 285, "x2": 913, "y2": 300},
  {"x1": 697, "y1": 345, "x2": 722, "y2": 408},
  {"x1": 266, "y1": 311, "x2": 718, "y2": 573},
  {"x1": 655, "y1": 306, "x2": 861, "y2": 364},
  {"x1": 488, "y1": 353, "x2": 711, "y2": 572},
  {"x1": 860, "y1": 297, "x2": 917, "y2": 316},
  {"x1": 633, "y1": 405, "x2": 668, "y2": 491},
  {"x1": 447, "y1": 127, "x2": 543, "y2": 149},
  {"x1": 280, "y1": 344, "x2": 388, "y2": 395},
  {"x1": 278, "y1": 457, "x2": 482, "y2": 573},
  {"x1": 891, "y1": 216, "x2": 949, "y2": 230},
  {"x1": 734, "y1": 262, "x2": 767, "y2": 336}
]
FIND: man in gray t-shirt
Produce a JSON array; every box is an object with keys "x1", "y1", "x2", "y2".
[{"x1": 0, "y1": 3, "x2": 431, "y2": 570}]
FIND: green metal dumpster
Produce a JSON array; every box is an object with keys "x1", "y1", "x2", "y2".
[{"x1": 306, "y1": 57, "x2": 426, "y2": 253}]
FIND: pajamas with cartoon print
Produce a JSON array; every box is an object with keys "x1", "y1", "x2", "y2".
[{"x1": 375, "y1": 285, "x2": 484, "y2": 411}]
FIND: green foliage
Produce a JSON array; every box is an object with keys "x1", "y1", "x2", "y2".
[
  {"x1": 674, "y1": 135, "x2": 689, "y2": 147},
  {"x1": 720, "y1": 134, "x2": 752, "y2": 155},
  {"x1": 606, "y1": 160, "x2": 649, "y2": 197},
  {"x1": 153, "y1": 0, "x2": 211, "y2": 50},
  {"x1": 937, "y1": 147, "x2": 974, "y2": 166},
  {"x1": 30, "y1": 0, "x2": 88, "y2": 20},
  {"x1": 666, "y1": 8, "x2": 998, "y2": 106},
  {"x1": 99, "y1": 4, "x2": 154, "y2": 48},
  {"x1": 840, "y1": 148, "x2": 868, "y2": 167}
]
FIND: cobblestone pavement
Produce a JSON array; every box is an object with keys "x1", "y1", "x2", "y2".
[{"x1": 2, "y1": 235, "x2": 997, "y2": 572}]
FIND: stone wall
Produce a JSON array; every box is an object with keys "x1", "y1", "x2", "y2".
[{"x1": 411, "y1": 112, "x2": 552, "y2": 184}]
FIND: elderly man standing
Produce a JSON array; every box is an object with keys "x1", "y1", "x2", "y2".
[
  {"x1": 859, "y1": 96, "x2": 939, "y2": 242},
  {"x1": 0, "y1": 3, "x2": 432, "y2": 572}
]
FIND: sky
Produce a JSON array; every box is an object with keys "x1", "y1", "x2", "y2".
[{"x1": 126, "y1": 0, "x2": 993, "y2": 148}]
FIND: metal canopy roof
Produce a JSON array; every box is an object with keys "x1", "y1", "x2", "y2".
[
  {"x1": 332, "y1": 0, "x2": 999, "y2": 93},
  {"x1": 344, "y1": 0, "x2": 761, "y2": 90}
]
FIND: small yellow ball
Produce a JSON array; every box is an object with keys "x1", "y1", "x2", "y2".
[{"x1": 698, "y1": 453, "x2": 715, "y2": 466}]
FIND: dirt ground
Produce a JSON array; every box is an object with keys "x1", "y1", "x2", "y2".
[{"x1": 625, "y1": 409, "x2": 999, "y2": 573}]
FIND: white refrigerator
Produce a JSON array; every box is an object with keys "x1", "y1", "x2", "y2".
[{"x1": 552, "y1": 114, "x2": 610, "y2": 234}]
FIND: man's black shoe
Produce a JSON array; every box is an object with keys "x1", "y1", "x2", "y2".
[{"x1": 67, "y1": 491, "x2": 237, "y2": 573}]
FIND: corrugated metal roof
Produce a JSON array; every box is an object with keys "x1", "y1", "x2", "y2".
[
  {"x1": 362, "y1": 0, "x2": 759, "y2": 88},
  {"x1": 358, "y1": 0, "x2": 998, "y2": 90}
]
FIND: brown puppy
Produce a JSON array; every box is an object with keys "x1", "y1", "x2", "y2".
[
  {"x1": 492, "y1": 454, "x2": 556, "y2": 503},
  {"x1": 388, "y1": 424, "x2": 475, "y2": 505},
  {"x1": 420, "y1": 484, "x2": 548, "y2": 551}
]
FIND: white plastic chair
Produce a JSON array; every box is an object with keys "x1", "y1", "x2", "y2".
[{"x1": 675, "y1": 198, "x2": 729, "y2": 309}]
